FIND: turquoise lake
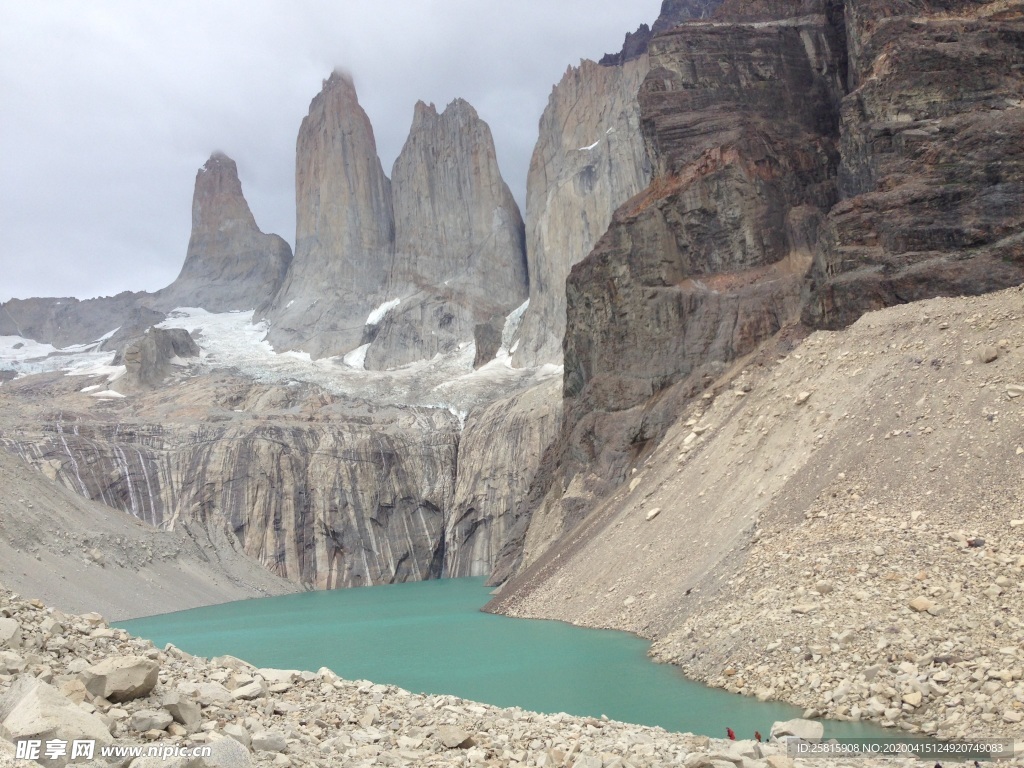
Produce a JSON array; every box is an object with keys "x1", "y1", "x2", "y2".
[{"x1": 119, "y1": 577, "x2": 910, "y2": 741}]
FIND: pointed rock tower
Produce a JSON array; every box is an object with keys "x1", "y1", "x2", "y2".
[
  {"x1": 363, "y1": 99, "x2": 528, "y2": 370},
  {"x1": 262, "y1": 71, "x2": 394, "y2": 359},
  {"x1": 512, "y1": 57, "x2": 652, "y2": 368},
  {"x1": 156, "y1": 152, "x2": 292, "y2": 312}
]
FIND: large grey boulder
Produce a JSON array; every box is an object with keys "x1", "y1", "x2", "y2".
[
  {"x1": 0, "y1": 678, "x2": 113, "y2": 766},
  {"x1": 161, "y1": 692, "x2": 201, "y2": 732},
  {"x1": 185, "y1": 737, "x2": 253, "y2": 768},
  {"x1": 0, "y1": 618, "x2": 21, "y2": 649},
  {"x1": 79, "y1": 656, "x2": 159, "y2": 703},
  {"x1": 770, "y1": 718, "x2": 824, "y2": 741},
  {"x1": 250, "y1": 730, "x2": 287, "y2": 752},
  {"x1": 115, "y1": 327, "x2": 199, "y2": 390},
  {"x1": 129, "y1": 708, "x2": 173, "y2": 732}
]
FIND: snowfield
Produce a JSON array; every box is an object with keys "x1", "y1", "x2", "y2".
[{"x1": 2, "y1": 305, "x2": 557, "y2": 414}]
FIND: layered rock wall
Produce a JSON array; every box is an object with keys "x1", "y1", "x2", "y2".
[
  {"x1": 803, "y1": 1, "x2": 1024, "y2": 327},
  {"x1": 444, "y1": 380, "x2": 561, "y2": 577},
  {"x1": 0, "y1": 378, "x2": 459, "y2": 589},
  {"x1": 1, "y1": 370, "x2": 563, "y2": 590},
  {"x1": 556, "y1": 13, "x2": 844, "y2": 496}
]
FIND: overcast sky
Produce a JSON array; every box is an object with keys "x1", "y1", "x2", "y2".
[{"x1": 0, "y1": 1, "x2": 663, "y2": 303}]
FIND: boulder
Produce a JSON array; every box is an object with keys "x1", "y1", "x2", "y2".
[
  {"x1": 0, "y1": 618, "x2": 21, "y2": 649},
  {"x1": 230, "y1": 680, "x2": 266, "y2": 701},
  {"x1": 437, "y1": 724, "x2": 474, "y2": 749},
  {"x1": 192, "y1": 682, "x2": 233, "y2": 705},
  {"x1": 770, "y1": 718, "x2": 824, "y2": 741},
  {"x1": 223, "y1": 722, "x2": 251, "y2": 749},
  {"x1": 80, "y1": 656, "x2": 159, "y2": 702},
  {"x1": 161, "y1": 692, "x2": 202, "y2": 732},
  {"x1": 130, "y1": 708, "x2": 173, "y2": 732},
  {"x1": 251, "y1": 730, "x2": 288, "y2": 752},
  {"x1": 188, "y1": 736, "x2": 254, "y2": 768},
  {"x1": 0, "y1": 678, "x2": 112, "y2": 766}
]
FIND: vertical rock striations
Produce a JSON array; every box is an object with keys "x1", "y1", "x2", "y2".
[
  {"x1": 364, "y1": 100, "x2": 527, "y2": 370},
  {"x1": 155, "y1": 153, "x2": 293, "y2": 312},
  {"x1": 263, "y1": 71, "x2": 395, "y2": 359},
  {"x1": 0, "y1": 379, "x2": 460, "y2": 590},
  {"x1": 513, "y1": 57, "x2": 653, "y2": 367},
  {"x1": 444, "y1": 379, "x2": 561, "y2": 578}
]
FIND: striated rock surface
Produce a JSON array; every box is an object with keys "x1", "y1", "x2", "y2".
[
  {"x1": 3, "y1": 391, "x2": 460, "y2": 589},
  {"x1": 263, "y1": 71, "x2": 395, "y2": 359},
  {"x1": 444, "y1": 379, "x2": 561, "y2": 578},
  {"x1": 365, "y1": 100, "x2": 527, "y2": 370},
  {"x1": 155, "y1": 153, "x2": 292, "y2": 313},
  {"x1": 1, "y1": 377, "x2": 459, "y2": 590},
  {"x1": 513, "y1": 56, "x2": 653, "y2": 367},
  {"x1": 803, "y1": 0, "x2": 1024, "y2": 327}
]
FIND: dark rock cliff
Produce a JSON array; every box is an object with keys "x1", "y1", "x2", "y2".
[
  {"x1": 500, "y1": 0, "x2": 1024, "y2": 579},
  {"x1": 599, "y1": 0, "x2": 725, "y2": 66},
  {"x1": 804, "y1": 0, "x2": 1024, "y2": 327}
]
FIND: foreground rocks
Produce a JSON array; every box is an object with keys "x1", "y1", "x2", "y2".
[{"x1": 0, "y1": 586, "x2": 956, "y2": 768}]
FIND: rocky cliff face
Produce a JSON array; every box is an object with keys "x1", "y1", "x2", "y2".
[
  {"x1": 0, "y1": 365, "x2": 563, "y2": 590},
  {"x1": 364, "y1": 100, "x2": 527, "y2": 370},
  {"x1": 497, "y1": 0, "x2": 1024, "y2": 589},
  {"x1": 557, "y1": 10, "x2": 845, "y2": 494},
  {"x1": 0, "y1": 374, "x2": 459, "y2": 589},
  {"x1": 260, "y1": 76, "x2": 527, "y2": 369},
  {"x1": 263, "y1": 72, "x2": 395, "y2": 360},
  {"x1": 803, "y1": 0, "x2": 1024, "y2": 327},
  {"x1": 0, "y1": 293, "x2": 149, "y2": 348},
  {"x1": 513, "y1": 57, "x2": 653, "y2": 367},
  {"x1": 114, "y1": 327, "x2": 200, "y2": 390},
  {"x1": 444, "y1": 379, "x2": 561, "y2": 578},
  {"x1": 155, "y1": 153, "x2": 292, "y2": 313},
  {"x1": 599, "y1": 0, "x2": 724, "y2": 65}
]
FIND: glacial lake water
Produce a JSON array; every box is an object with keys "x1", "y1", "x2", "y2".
[{"x1": 119, "y1": 577, "x2": 909, "y2": 741}]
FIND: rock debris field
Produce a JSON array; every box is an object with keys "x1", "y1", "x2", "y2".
[{"x1": 0, "y1": 584, "x2": 986, "y2": 768}]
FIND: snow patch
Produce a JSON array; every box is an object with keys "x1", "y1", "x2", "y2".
[
  {"x1": 342, "y1": 344, "x2": 370, "y2": 370},
  {"x1": 1, "y1": 332, "x2": 122, "y2": 382},
  {"x1": 90, "y1": 389, "x2": 126, "y2": 399},
  {"x1": 365, "y1": 298, "x2": 400, "y2": 326},
  {"x1": 578, "y1": 140, "x2": 600, "y2": 151}
]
